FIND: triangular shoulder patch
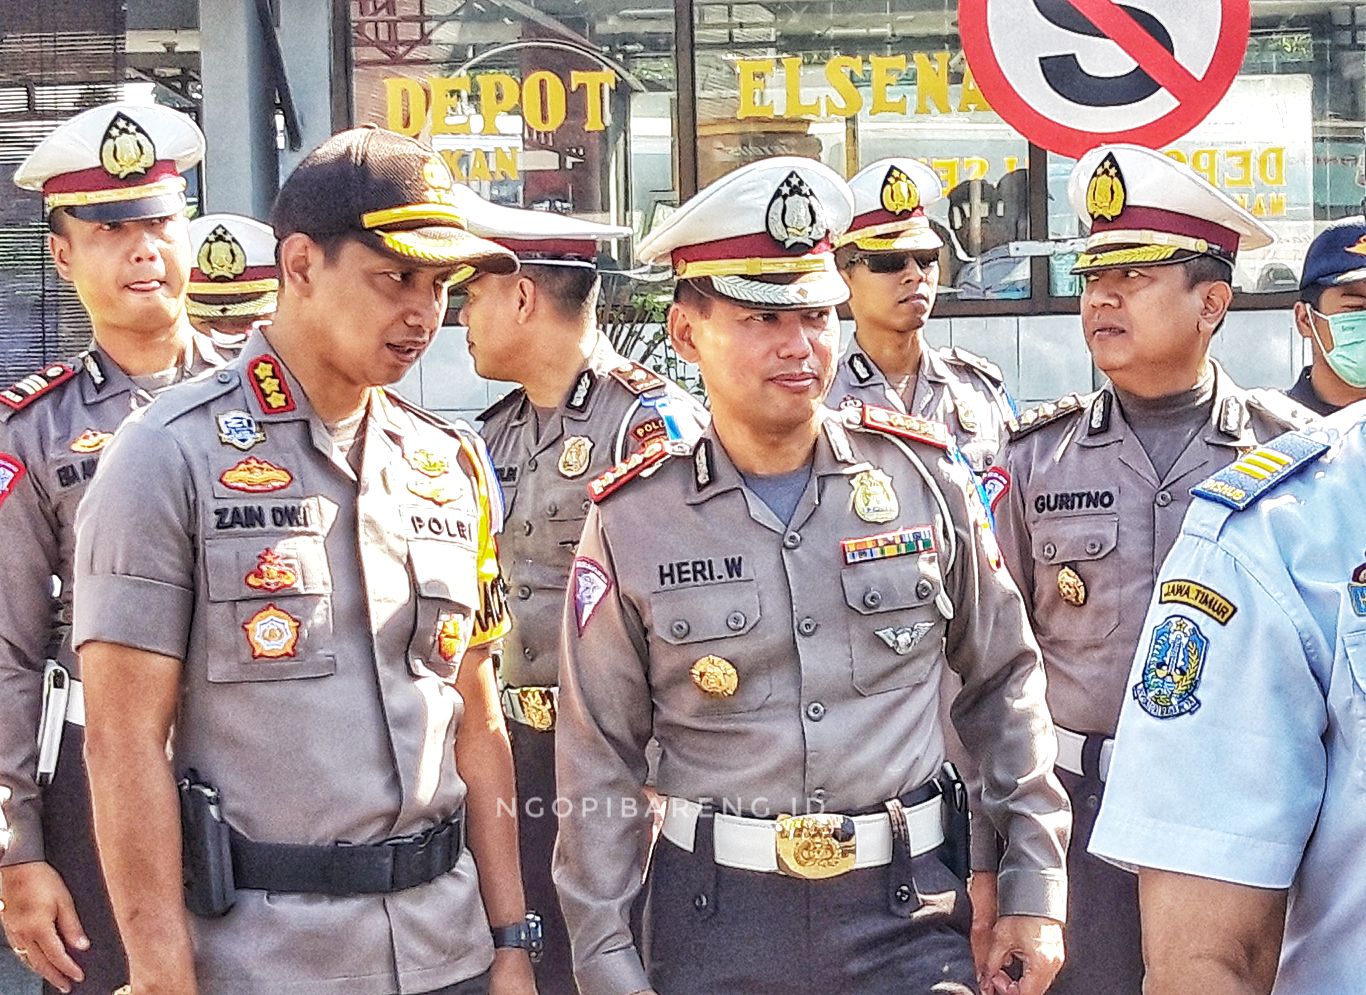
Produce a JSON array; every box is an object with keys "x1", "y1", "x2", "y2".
[
  {"x1": 588, "y1": 438, "x2": 673, "y2": 503},
  {"x1": 1192, "y1": 431, "x2": 1328, "y2": 511},
  {"x1": 855, "y1": 404, "x2": 951, "y2": 450},
  {"x1": 1006, "y1": 393, "x2": 1086, "y2": 440}
]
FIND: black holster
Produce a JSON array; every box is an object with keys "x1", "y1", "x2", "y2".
[
  {"x1": 935, "y1": 761, "x2": 971, "y2": 881},
  {"x1": 178, "y1": 772, "x2": 237, "y2": 917}
]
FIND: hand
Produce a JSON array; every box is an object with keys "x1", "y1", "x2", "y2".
[
  {"x1": 489, "y1": 947, "x2": 538, "y2": 994},
  {"x1": 967, "y1": 871, "x2": 999, "y2": 981},
  {"x1": 0, "y1": 861, "x2": 88, "y2": 993},
  {"x1": 979, "y1": 914, "x2": 1064, "y2": 995}
]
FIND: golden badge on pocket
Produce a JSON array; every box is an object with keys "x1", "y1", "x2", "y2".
[
  {"x1": 244, "y1": 604, "x2": 301, "y2": 659},
  {"x1": 559, "y1": 436, "x2": 593, "y2": 478},
  {"x1": 851, "y1": 469, "x2": 897, "y2": 523},
  {"x1": 690, "y1": 655, "x2": 738, "y2": 697},
  {"x1": 1057, "y1": 565, "x2": 1087, "y2": 606}
]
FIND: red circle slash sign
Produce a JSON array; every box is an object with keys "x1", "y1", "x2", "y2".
[{"x1": 960, "y1": 0, "x2": 1250, "y2": 158}]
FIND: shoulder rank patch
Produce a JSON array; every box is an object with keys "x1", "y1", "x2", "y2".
[
  {"x1": 0, "y1": 363, "x2": 76, "y2": 413},
  {"x1": 946, "y1": 346, "x2": 1004, "y2": 385},
  {"x1": 588, "y1": 438, "x2": 671, "y2": 503},
  {"x1": 1006, "y1": 393, "x2": 1085, "y2": 441},
  {"x1": 857, "y1": 405, "x2": 950, "y2": 449},
  {"x1": 247, "y1": 354, "x2": 296, "y2": 414},
  {"x1": 609, "y1": 362, "x2": 666, "y2": 396},
  {"x1": 1191, "y1": 431, "x2": 1328, "y2": 510}
]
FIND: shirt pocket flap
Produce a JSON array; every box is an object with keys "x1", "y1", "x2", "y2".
[
  {"x1": 841, "y1": 560, "x2": 938, "y2": 616},
  {"x1": 1032, "y1": 514, "x2": 1119, "y2": 565},
  {"x1": 650, "y1": 579, "x2": 761, "y2": 644},
  {"x1": 408, "y1": 538, "x2": 479, "y2": 607},
  {"x1": 205, "y1": 535, "x2": 332, "y2": 602}
]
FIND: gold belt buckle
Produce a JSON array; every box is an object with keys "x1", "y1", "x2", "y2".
[
  {"x1": 516, "y1": 687, "x2": 557, "y2": 732},
  {"x1": 774, "y1": 813, "x2": 857, "y2": 879}
]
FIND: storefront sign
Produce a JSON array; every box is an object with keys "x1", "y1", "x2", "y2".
[{"x1": 960, "y1": 0, "x2": 1251, "y2": 157}]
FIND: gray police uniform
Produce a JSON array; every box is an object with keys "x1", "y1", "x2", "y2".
[
  {"x1": 71, "y1": 331, "x2": 509, "y2": 994},
  {"x1": 991, "y1": 364, "x2": 1312, "y2": 994},
  {"x1": 827, "y1": 342, "x2": 1015, "y2": 473},
  {"x1": 1091, "y1": 415, "x2": 1366, "y2": 992},
  {"x1": 0, "y1": 338, "x2": 223, "y2": 994},
  {"x1": 553, "y1": 405, "x2": 1069, "y2": 995},
  {"x1": 477, "y1": 337, "x2": 705, "y2": 994}
]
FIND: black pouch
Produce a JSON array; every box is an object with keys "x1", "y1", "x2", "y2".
[
  {"x1": 178, "y1": 773, "x2": 237, "y2": 917},
  {"x1": 936, "y1": 761, "x2": 971, "y2": 881}
]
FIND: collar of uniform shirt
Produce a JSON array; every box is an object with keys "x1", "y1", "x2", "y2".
[{"x1": 685, "y1": 413, "x2": 865, "y2": 507}]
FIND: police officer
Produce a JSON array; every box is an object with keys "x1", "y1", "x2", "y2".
[
  {"x1": 1090, "y1": 411, "x2": 1366, "y2": 993},
  {"x1": 829, "y1": 158, "x2": 1016, "y2": 473},
  {"x1": 1286, "y1": 216, "x2": 1366, "y2": 413},
  {"x1": 0, "y1": 101, "x2": 225, "y2": 995},
  {"x1": 185, "y1": 213, "x2": 279, "y2": 346},
  {"x1": 72, "y1": 128, "x2": 538, "y2": 994},
  {"x1": 989, "y1": 143, "x2": 1314, "y2": 995},
  {"x1": 552, "y1": 156, "x2": 1069, "y2": 995},
  {"x1": 458, "y1": 191, "x2": 706, "y2": 995}
]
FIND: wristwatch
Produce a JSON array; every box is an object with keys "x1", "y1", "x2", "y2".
[{"x1": 491, "y1": 911, "x2": 544, "y2": 963}]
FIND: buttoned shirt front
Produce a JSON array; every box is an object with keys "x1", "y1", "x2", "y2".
[
  {"x1": 992, "y1": 365, "x2": 1312, "y2": 735},
  {"x1": 1091, "y1": 410, "x2": 1366, "y2": 992},
  {"x1": 0, "y1": 337, "x2": 223, "y2": 864},
  {"x1": 552, "y1": 408, "x2": 1068, "y2": 995},
  {"x1": 827, "y1": 340, "x2": 1015, "y2": 472},
  {"x1": 72, "y1": 330, "x2": 509, "y2": 994},
  {"x1": 479, "y1": 337, "x2": 706, "y2": 688}
]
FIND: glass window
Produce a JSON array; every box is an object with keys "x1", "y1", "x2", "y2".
[
  {"x1": 688, "y1": 0, "x2": 1032, "y2": 300},
  {"x1": 1047, "y1": 0, "x2": 1365, "y2": 298}
]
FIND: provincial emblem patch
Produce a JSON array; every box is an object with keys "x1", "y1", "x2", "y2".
[{"x1": 1133, "y1": 615, "x2": 1209, "y2": 719}]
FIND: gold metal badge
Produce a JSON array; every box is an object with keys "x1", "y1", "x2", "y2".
[
  {"x1": 1085, "y1": 152, "x2": 1126, "y2": 222},
  {"x1": 406, "y1": 448, "x2": 450, "y2": 477},
  {"x1": 69, "y1": 429, "x2": 113, "y2": 453},
  {"x1": 198, "y1": 225, "x2": 248, "y2": 280},
  {"x1": 517, "y1": 687, "x2": 558, "y2": 732},
  {"x1": 1057, "y1": 565, "x2": 1087, "y2": 607},
  {"x1": 559, "y1": 436, "x2": 593, "y2": 478},
  {"x1": 690, "y1": 655, "x2": 738, "y2": 697},
  {"x1": 775, "y1": 813, "x2": 857, "y2": 879},
  {"x1": 100, "y1": 112, "x2": 156, "y2": 180},
  {"x1": 765, "y1": 170, "x2": 825, "y2": 250},
  {"x1": 880, "y1": 165, "x2": 920, "y2": 215},
  {"x1": 851, "y1": 468, "x2": 898, "y2": 523}
]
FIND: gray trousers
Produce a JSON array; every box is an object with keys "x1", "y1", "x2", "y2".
[{"x1": 641, "y1": 812, "x2": 975, "y2": 995}]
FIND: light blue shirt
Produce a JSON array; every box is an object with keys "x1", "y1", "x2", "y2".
[{"x1": 1090, "y1": 405, "x2": 1366, "y2": 992}]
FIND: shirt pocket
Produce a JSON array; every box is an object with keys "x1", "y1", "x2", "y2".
[
  {"x1": 202, "y1": 534, "x2": 336, "y2": 683},
  {"x1": 407, "y1": 538, "x2": 480, "y2": 682},
  {"x1": 1341, "y1": 628, "x2": 1366, "y2": 786},
  {"x1": 648, "y1": 579, "x2": 771, "y2": 716},
  {"x1": 841, "y1": 557, "x2": 945, "y2": 695},
  {"x1": 1030, "y1": 513, "x2": 1121, "y2": 642}
]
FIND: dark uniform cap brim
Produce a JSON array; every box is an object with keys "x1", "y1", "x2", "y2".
[
  {"x1": 64, "y1": 190, "x2": 186, "y2": 224},
  {"x1": 361, "y1": 224, "x2": 518, "y2": 273},
  {"x1": 1319, "y1": 266, "x2": 1366, "y2": 288}
]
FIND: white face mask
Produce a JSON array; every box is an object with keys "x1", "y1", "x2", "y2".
[{"x1": 1309, "y1": 307, "x2": 1366, "y2": 388}]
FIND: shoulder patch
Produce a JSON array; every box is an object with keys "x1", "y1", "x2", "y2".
[
  {"x1": 384, "y1": 389, "x2": 466, "y2": 438},
  {"x1": 476, "y1": 389, "x2": 520, "y2": 423},
  {"x1": 946, "y1": 346, "x2": 1004, "y2": 385},
  {"x1": 588, "y1": 438, "x2": 672, "y2": 503},
  {"x1": 0, "y1": 363, "x2": 76, "y2": 417},
  {"x1": 1006, "y1": 393, "x2": 1086, "y2": 440},
  {"x1": 609, "y1": 362, "x2": 666, "y2": 396},
  {"x1": 1245, "y1": 388, "x2": 1317, "y2": 431},
  {"x1": 856, "y1": 404, "x2": 950, "y2": 449},
  {"x1": 1191, "y1": 431, "x2": 1328, "y2": 510}
]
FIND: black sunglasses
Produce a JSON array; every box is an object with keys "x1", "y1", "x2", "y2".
[{"x1": 855, "y1": 250, "x2": 940, "y2": 274}]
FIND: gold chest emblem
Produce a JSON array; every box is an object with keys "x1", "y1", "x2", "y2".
[
  {"x1": 1057, "y1": 565, "x2": 1087, "y2": 607},
  {"x1": 559, "y1": 436, "x2": 593, "y2": 478},
  {"x1": 851, "y1": 468, "x2": 898, "y2": 523},
  {"x1": 690, "y1": 655, "x2": 738, "y2": 697}
]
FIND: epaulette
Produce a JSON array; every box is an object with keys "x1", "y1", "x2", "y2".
[
  {"x1": 150, "y1": 368, "x2": 241, "y2": 427},
  {"x1": 588, "y1": 438, "x2": 672, "y2": 503},
  {"x1": 1245, "y1": 388, "x2": 1317, "y2": 431},
  {"x1": 609, "y1": 361, "x2": 666, "y2": 396},
  {"x1": 944, "y1": 346, "x2": 1005, "y2": 385},
  {"x1": 854, "y1": 404, "x2": 951, "y2": 449},
  {"x1": 1191, "y1": 431, "x2": 1328, "y2": 511},
  {"x1": 1006, "y1": 393, "x2": 1086, "y2": 440},
  {"x1": 476, "y1": 389, "x2": 520, "y2": 423},
  {"x1": 384, "y1": 388, "x2": 466, "y2": 437},
  {"x1": 0, "y1": 362, "x2": 76, "y2": 420}
]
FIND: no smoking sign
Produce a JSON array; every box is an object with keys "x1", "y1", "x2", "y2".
[{"x1": 960, "y1": 0, "x2": 1250, "y2": 157}]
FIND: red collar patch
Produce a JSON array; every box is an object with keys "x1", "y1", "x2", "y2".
[{"x1": 247, "y1": 354, "x2": 296, "y2": 414}]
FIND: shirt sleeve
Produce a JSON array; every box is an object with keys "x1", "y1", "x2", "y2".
[
  {"x1": 72, "y1": 418, "x2": 197, "y2": 661},
  {"x1": 937, "y1": 451, "x2": 1070, "y2": 920},
  {"x1": 0, "y1": 421, "x2": 61, "y2": 864},
  {"x1": 1089, "y1": 524, "x2": 1328, "y2": 888},
  {"x1": 459, "y1": 432, "x2": 511, "y2": 647},
  {"x1": 551, "y1": 506, "x2": 655, "y2": 995}
]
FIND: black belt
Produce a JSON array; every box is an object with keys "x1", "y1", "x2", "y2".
[{"x1": 229, "y1": 811, "x2": 465, "y2": 896}]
